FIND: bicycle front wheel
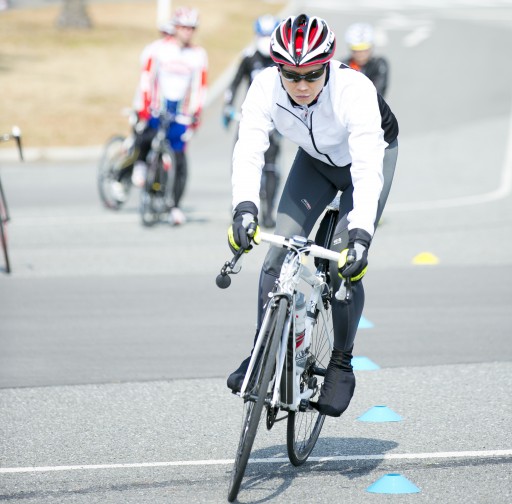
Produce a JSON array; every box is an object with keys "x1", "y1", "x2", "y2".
[
  {"x1": 97, "y1": 135, "x2": 133, "y2": 210},
  {"x1": 286, "y1": 297, "x2": 333, "y2": 466},
  {"x1": 228, "y1": 297, "x2": 288, "y2": 503}
]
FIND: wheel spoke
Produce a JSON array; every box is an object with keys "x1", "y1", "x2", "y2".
[
  {"x1": 228, "y1": 298, "x2": 287, "y2": 502},
  {"x1": 287, "y1": 300, "x2": 333, "y2": 466}
]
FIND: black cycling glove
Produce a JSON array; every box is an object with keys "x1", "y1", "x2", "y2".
[
  {"x1": 338, "y1": 228, "x2": 372, "y2": 281},
  {"x1": 228, "y1": 201, "x2": 260, "y2": 253}
]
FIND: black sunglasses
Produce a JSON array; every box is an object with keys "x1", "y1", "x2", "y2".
[{"x1": 280, "y1": 65, "x2": 326, "y2": 83}]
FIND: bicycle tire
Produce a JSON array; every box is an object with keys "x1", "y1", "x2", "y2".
[
  {"x1": 161, "y1": 145, "x2": 177, "y2": 210},
  {"x1": 286, "y1": 294, "x2": 333, "y2": 466},
  {"x1": 139, "y1": 152, "x2": 161, "y2": 227},
  {"x1": 0, "y1": 200, "x2": 11, "y2": 274},
  {"x1": 0, "y1": 178, "x2": 10, "y2": 222},
  {"x1": 227, "y1": 297, "x2": 288, "y2": 502},
  {"x1": 139, "y1": 147, "x2": 173, "y2": 226},
  {"x1": 97, "y1": 135, "x2": 133, "y2": 210}
]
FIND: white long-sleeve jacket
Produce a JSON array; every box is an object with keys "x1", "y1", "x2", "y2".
[
  {"x1": 133, "y1": 36, "x2": 208, "y2": 120},
  {"x1": 232, "y1": 60, "x2": 397, "y2": 237}
]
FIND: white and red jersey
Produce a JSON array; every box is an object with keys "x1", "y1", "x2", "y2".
[{"x1": 134, "y1": 36, "x2": 208, "y2": 121}]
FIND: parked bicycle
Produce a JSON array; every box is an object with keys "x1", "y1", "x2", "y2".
[
  {"x1": 97, "y1": 110, "x2": 138, "y2": 210},
  {"x1": 139, "y1": 110, "x2": 192, "y2": 227},
  {"x1": 216, "y1": 198, "x2": 353, "y2": 502},
  {"x1": 0, "y1": 126, "x2": 23, "y2": 274}
]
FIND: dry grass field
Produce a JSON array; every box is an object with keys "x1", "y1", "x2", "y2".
[{"x1": 0, "y1": 0, "x2": 285, "y2": 148}]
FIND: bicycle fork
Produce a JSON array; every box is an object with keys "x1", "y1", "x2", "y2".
[{"x1": 239, "y1": 295, "x2": 289, "y2": 398}]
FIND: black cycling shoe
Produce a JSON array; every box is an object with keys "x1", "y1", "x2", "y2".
[
  {"x1": 312, "y1": 363, "x2": 356, "y2": 417},
  {"x1": 227, "y1": 355, "x2": 251, "y2": 393}
]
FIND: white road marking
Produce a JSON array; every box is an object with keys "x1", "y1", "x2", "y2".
[
  {"x1": 402, "y1": 25, "x2": 434, "y2": 47},
  {"x1": 1, "y1": 449, "x2": 511, "y2": 474},
  {"x1": 387, "y1": 102, "x2": 512, "y2": 212}
]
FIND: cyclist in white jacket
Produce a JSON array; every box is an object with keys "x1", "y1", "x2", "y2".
[{"x1": 226, "y1": 14, "x2": 399, "y2": 418}]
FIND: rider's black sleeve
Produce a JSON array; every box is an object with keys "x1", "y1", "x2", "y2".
[
  {"x1": 377, "y1": 94, "x2": 399, "y2": 144},
  {"x1": 365, "y1": 57, "x2": 389, "y2": 97},
  {"x1": 226, "y1": 57, "x2": 251, "y2": 105}
]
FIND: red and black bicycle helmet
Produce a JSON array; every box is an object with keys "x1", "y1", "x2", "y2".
[{"x1": 270, "y1": 14, "x2": 336, "y2": 67}]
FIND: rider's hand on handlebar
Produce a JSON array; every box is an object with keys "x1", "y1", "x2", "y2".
[
  {"x1": 228, "y1": 201, "x2": 260, "y2": 254},
  {"x1": 338, "y1": 228, "x2": 372, "y2": 282}
]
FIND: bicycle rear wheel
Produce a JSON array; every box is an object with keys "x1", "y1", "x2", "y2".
[
  {"x1": 140, "y1": 155, "x2": 161, "y2": 227},
  {"x1": 97, "y1": 135, "x2": 133, "y2": 210},
  {"x1": 161, "y1": 145, "x2": 176, "y2": 210},
  {"x1": 286, "y1": 296, "x2": 333, "y2": 466},
  {"x1": 139, "y1": 149, "x2": 172, "y2": 226},
  {"x1": 227, "y1": 297, "x2": 287, "y2": 502}
]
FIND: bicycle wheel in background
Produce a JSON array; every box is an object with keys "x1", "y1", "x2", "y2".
[
  {"x1": 227, "y1": 297, "x2": 287, "y2": 503},
  {"x1": 161, "y1": 145, "x2": 177, "y2": 211},
  {"x1": 286, "y1": 293, "x2": 333, "y2": 466},
  {"x1": 0, "y1": 198, "x2": 11, "y2": 274},
  {"x1": 140, "y1": 151, "x2": 166, "y2": 227},
  {"x1": 97, "y1": 135, "x2": 133, "y2": 210}
]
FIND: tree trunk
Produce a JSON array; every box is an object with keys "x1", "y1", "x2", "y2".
[{"x1": 56, "y1": 0, "x2": 93, "y2": 29}]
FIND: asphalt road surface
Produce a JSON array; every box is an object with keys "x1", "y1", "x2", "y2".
[{"x1": 1, "y1": 1, "x2": 511, "y2": 503}]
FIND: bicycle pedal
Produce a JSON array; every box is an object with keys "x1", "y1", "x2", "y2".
[
  {"x1": 299, "y1": 399, "x2": 314, "y2": 412},
  {"x1": 308, "y1": 376, "x2": 318, "y2": 389}
]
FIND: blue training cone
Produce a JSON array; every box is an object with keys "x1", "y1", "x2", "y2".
[
  {"x1": 357, "y1": 405, "x2": 402, "y2": 422},
  {"x1": 367, "y1": 473, "x2": 420, "y2": 494},
  {"x1": 352, "y1": 356, "x2": 380, "y2": 371},
  {"x1": 358, "y1": 316, "x2": 374, "y2": 329}
]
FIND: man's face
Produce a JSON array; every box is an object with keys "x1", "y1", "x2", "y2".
[
  {"x1": 174, "y1": 25, "x2": 195, "y2": 45},
  {"x1": 279, "y1": 64, "x2": 327, "y2": 106},
  {"x1": 351, "y1": 48, "x2": 372, "y2": 66}
]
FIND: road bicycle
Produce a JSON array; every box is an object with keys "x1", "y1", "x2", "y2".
[
  {"x1": 139, "y1": 110, "x2": 192, "y2": 227},
  {"x1": 216, "y1": 198, "x2": 353, "y2": 502},
  {"x1": 97, "y1": 111, "x2": 138, "y2": 210},
  {"x1": 0, "y1": 126, "x2": 23, "y2": 274}
]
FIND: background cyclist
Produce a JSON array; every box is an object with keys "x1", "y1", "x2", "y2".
[
  {"x1": 342, "y1": 22, "x2": 389, "y2": 97},
  {"x1": 130, "y1": 6, "x2": 208, "y2": 226},
  {"x1": 226, "y1": 14, "x2": 399, "y2": 418},
  {"x1": 222, "y1": 14, "x2": 281, "y2": 228}
]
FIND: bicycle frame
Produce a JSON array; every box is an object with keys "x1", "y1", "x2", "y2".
[{"x1": 239, "y1": 233, "x2": 344, "y2": 412}]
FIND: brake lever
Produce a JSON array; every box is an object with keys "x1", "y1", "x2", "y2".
[
  {"x1": 334, "y1": 250, "x2": 356, "y2": 303},
  {"x1": 216, "y1": 248, "x2": 245, "y2": 289},
  {"x1": 216, "y1": 220, "x2": 257, "y2": 288}
]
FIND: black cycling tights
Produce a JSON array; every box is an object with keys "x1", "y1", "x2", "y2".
[
  {"x1": 172, "y1": 151, "x2": 187, "y2": 208},
  {"x1": 256, "y1": 141, "x2": 398, "y2": 358}
]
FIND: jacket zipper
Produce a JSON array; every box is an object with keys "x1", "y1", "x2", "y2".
[{"x1": 276, "y1": 103, "x2": 340, "y2": 167}]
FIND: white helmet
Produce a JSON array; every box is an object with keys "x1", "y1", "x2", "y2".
[
  {"x1": 345, "y1": 23, "x2": 374, "y2": 51},
  {"x1": 172, "y1": 7, "x2": 199, "y2": 28},
  {"x1": 254, "y1": 15, "x2": 279, "y2": 37},
  {"x1": 159, "y1": 21, "x2": 175, "y2": 36}
]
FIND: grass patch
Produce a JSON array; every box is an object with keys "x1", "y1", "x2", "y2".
[{"x1": 0, "y1": 0, "x2": 285, "y2": 148}]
